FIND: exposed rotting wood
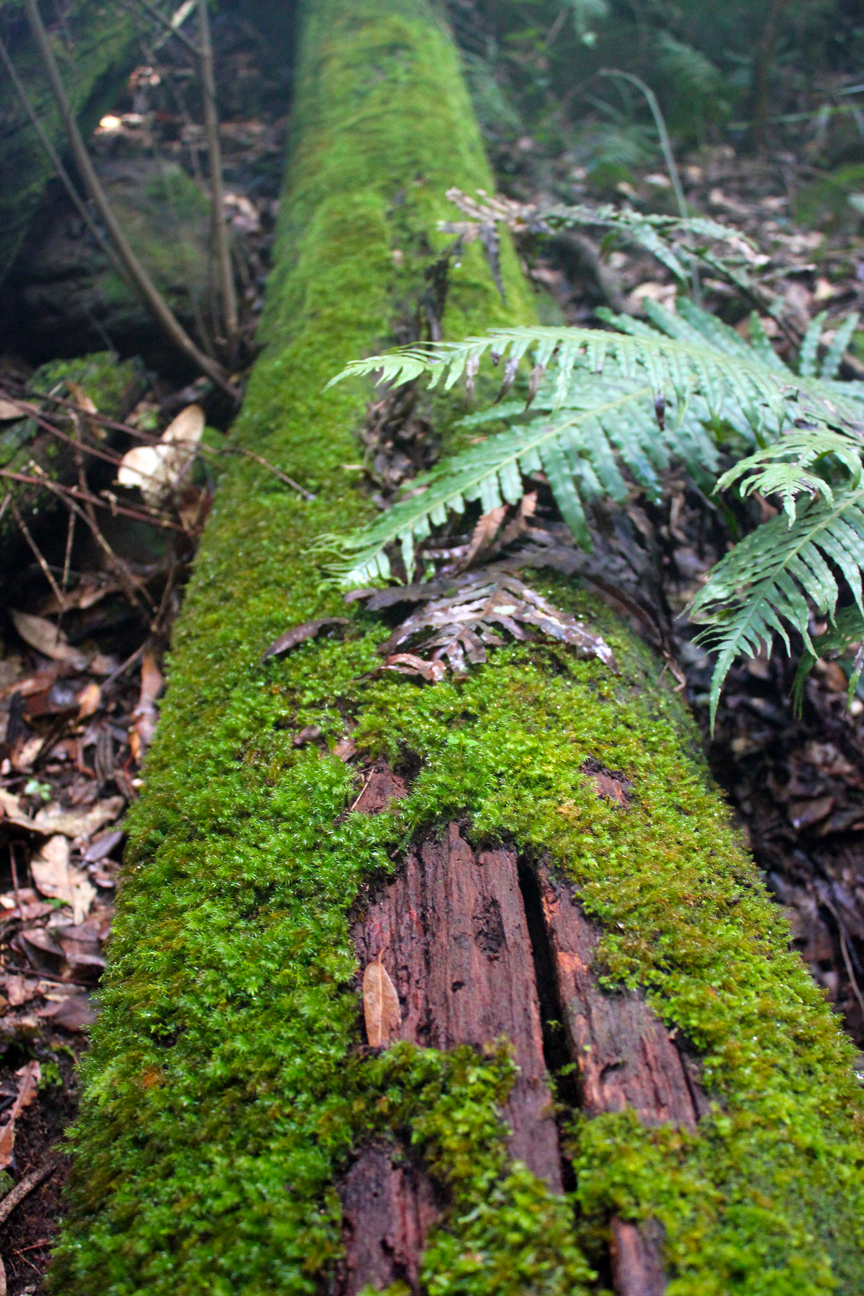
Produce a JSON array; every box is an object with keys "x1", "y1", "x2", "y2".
[
  {"x1": 351, "y1": 764, "x2": 409, "y2": 815},
  {"x1": 536, "y1": 867, "x2": 707, "y2": 1130},
  {"x1": 611, "y1": 1217, "x2": 667, "y2": 1296},
  {"x1": 353, "y1": 823, "x2": 562, "y2": 1186},
  {"x1": 337, "y1": 1141, "x2": 438, "y2": 1296},
  {"x1": 582, "y1": 757, "x2": 633, "y2": 807},
  {"x1": 536, "y1": 865, "x2": 708, "y2": 1296},
  {"x1": 344, "y1": 836, "x2": 707, "y2": 1296}
]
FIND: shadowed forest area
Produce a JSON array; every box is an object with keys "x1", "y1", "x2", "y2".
[{"x1": 1, "y1": 1, "x2": 864, "y2": 1292}]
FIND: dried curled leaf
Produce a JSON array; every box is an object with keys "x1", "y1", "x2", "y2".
[
  {"x1": 117, "y1": 404, "x2": 204, "y2": 506},
  {"x1": 362, "y1": 952, "x2": 400, "y2": 1048},
  {"x1": 11, "y1": 610, "x2": 90, "y2": 671},
  {"x1": 0, "y1": 1061, "x2": 40, "y2": 1171},
  {"x1": 352, "y1": 569, "x2": 617, "y2": 680},
  {"x1": 261, "y1": 616, "x2": 349, "y2": 662}
]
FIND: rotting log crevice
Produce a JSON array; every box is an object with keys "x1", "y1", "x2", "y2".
[{"x1": 345, "y1": 824, "x2": 708, "y2": 1295}]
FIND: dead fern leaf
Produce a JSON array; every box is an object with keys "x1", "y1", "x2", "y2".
[{"x1": 351, "y1": 569, "x2": 617, "y2": 680}]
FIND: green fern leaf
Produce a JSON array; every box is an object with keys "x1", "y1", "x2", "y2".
[
  {"x1": 791, "y1": 603, "x2": 864, "y2": 714},
  {"x1": 691, "y1": 490, "x2": 864, "y2": 729},
  {"x1": 821, "y1": 311, "x2": 860, "y2": 380}
]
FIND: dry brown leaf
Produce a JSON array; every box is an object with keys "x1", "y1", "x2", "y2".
[
  {"x1": 0, "y1": 1061, "x2": 41, "y2": 1171},
  {"x1": 0, "y1": 398, "x2": 22, "y2": 420},
  {"x1": 37, "y1": 994, "x2": 97, "y2": 1032},
  {"x1": 77, "y1": 681, "x2": 102, "y2": 719},
  {"x1": 33, "y1": 796, "x2": 124, "y2": 840},
  {"x1": 117, "y1": 404, "x2": 204, "y2": 505},
  {"x1": 129, "y1": 651, "x2": 163, "y2": 760},
  {"x1": 30, "y1": 835, "x2": 96, "y2": 923},
  {"x1": 66, "y1": 381, "x2": 98, "y2": 415},
  {"x1": 362, "y1": 951, "x2": 400, "y2": 1048},
  {"x1": 461, "y1": 504, "x2": 508, "y2": 570},
  {"x1": 11, "y1": 734, "x2": 43, "y2": 773},
  {"x1": 1, "y1": 976, "x2": 40, "y2": 1008},
  {"x1": 11, "y1": 611, "x2": 90, "y2": 671},
  {"x1": 0, "y1": 789, "x2": 35, "y2": 830},
  {"x1": 261, "y1": 617, "x2": 350, "y2": 662}
]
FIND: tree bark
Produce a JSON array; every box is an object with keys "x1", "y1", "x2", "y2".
[{"x1": 50, "y1": 3, "x2": 864, "y2": 1294}]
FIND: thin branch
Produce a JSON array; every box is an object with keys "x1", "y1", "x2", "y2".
[
  {"x1": 0, "y1": 393, "x2": 128, "y2": 469},
  {"x1": 9, "y1": 495, "x2": 68, "y2": 610},
  {"x1": 197, "y1": 0, "x2": 239, "y2": 358},
  {"x1": 0, "y1": 31, "x2": 129, "y2": 287},
  {"x1": 128, "y1": 0, "x2": 199, "y2": 55},
  {"x1": 0, "y1": 1160, "x2": 56, "y2": 1227},
  {"x1": 22, "y1": 0, "x2": 239, "y2": 401},
  {"x1": 0, "y1": 466, "x2": 185, "y2": 532},
  {"x1": 31, "y1": 467, "x2": 154, "y2": 609},
  {"x1": 225, "y1": 446, "x2": 317, "y2": 499}
]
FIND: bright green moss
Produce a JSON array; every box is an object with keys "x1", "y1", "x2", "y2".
[{"x1": 49, "y1": 2, "x2": 864, "y2": 1293}]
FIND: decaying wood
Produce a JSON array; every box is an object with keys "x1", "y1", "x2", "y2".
[
  {"x1": 611, "y1": 1217, "x2": 667, "y2": 1296},
  {"x1": 353, "y1": 823, "x2": 561, "y2": 1187},
  {"x1": 337, "y1": 1142, "x2": 438, "y2": 1296},
  {"x1": 351, "y1": 766, "x2": 409, "y2": 815},
  {"x1": 344, "y1": 825, "x2": 707, "y2": 1295},
  {"x1": 536, "y1": 868, "x2": 707, "y2": 1130}
]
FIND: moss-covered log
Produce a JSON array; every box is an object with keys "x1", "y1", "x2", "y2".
[
  {"x1": 51, "y1": 2, "x2": 864, "y2": 1293},
  {"x1": 0, "y1": 0, "x2": 138, "y2": 282}
]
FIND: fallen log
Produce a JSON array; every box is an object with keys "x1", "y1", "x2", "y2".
[{"x1": 49, "y1": 2, "x2": 864, "y2": 1293}]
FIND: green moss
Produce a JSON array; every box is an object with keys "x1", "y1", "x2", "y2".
[{"x1": 49, "y1": 2, "x2": 864, "y2": 1294}]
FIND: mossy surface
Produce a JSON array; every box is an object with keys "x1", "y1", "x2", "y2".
[{"x1": 50, "y1": 2, "x2": 864, "y2": 1294}]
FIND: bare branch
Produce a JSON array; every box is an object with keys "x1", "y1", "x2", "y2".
[
  {"x1": 21, "y1": 0, "x2": 240, "y2": 401},
  {"x1": 197, "y1": 0, "x2": 239, "y2": 358}
]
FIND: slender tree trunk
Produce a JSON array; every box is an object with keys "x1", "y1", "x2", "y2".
[
  {"x1": 50, "y1": 3, "x2": 864, "y2": 1294},
  {"x1": 750, "y1": 0, "x2": 793, "y2": 153}
]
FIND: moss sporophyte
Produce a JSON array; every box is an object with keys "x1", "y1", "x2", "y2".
[{"x1": 49, "y1": 2, "x2": 864, "y2": 1293}]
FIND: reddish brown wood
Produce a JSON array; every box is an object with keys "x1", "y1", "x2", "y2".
[
  {"x1": 338, "y1": 1142, "x2": 438, "y2": 1296},
  {"x1": 352, "y1": 765, "x2": 409, "y2": 814},
  {"x1": 611, "y1": 1218, "x2": 667, "y2": 1296},
  {"x1": 343, "y1": 830, "x2": 707, "y2": 1296},
  {"x1": 536, "y1": 867, "x2": 705, "y2": 1131},
  {"x1": 354, "y1": 823, "x2": 562, "y2": 1188}
]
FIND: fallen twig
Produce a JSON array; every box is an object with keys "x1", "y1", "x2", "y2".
[
  {"x1": 0, "y1": 467, "x2": 185, "y2": 533},
  {"x1": 0, "y1": 1159, "x2": 56, "y2": 1227},
  {"x1": 22, "y1": 0, "x2": 239, "y2": 401}
]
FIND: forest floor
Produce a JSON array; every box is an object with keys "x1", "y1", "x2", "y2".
[{"x1": 1, "y1": 44, "x2": 864, "y2": 1296}]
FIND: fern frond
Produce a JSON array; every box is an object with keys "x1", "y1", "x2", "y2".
[
  {"x1": 323, "y1": 387, "x2": 659, "y2": 583},
  {"x1": 440, "y1": 188, "x2": 762, "y2": 285},
  {"x1": 691, "y1": 490, "x2": 864, "y2": 728},
  {"x1": 791, "y1": 603, "x2": 864, "y2": 713},
  {"x1": 716, "y1": 428, "x2": 862, "y2": 522},
  {"x1": 799, "y1": 310, "x2": 828, "y2": 379},
  {"x1": 328, "y1": 323, "x2": 864, "y2": 432},
  {"x1": 822, "y1": 312, "x2": 861, "y2": 380}
]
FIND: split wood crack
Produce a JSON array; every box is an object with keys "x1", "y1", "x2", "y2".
[{"x1": 347, "y1": 811, "x2": 706, "y2": 1296}]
